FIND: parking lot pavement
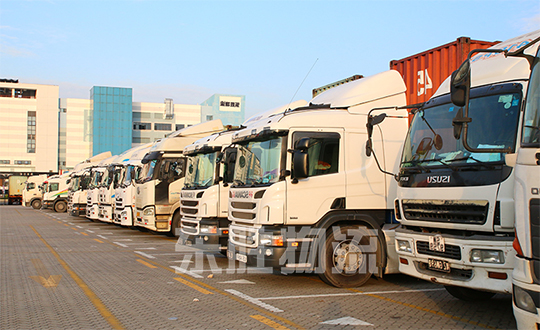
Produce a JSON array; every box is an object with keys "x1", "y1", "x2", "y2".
[{"x1": 0, "y1": 206, "x2": 517, "y2": 330}]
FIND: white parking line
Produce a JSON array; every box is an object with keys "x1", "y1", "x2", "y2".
[
  {"x1": 135, "y1": 251, "x2": 156, "y2": 259},
  {"x1": 113, "y1": 242, "x2": 128, "y2": 247},
  {"x1": 258, "y1": 288, "x2": 446, "y2": 300},
  {"x1": 97, "y1": 235, "x2": 108, "y2": 240},
  {"x1": 76, "y1": 226, "x2": 83, "y2": 229},
  {"x1": 225, "y1": 289, "x2": 283, "y2": 313},
  {"x1": 86, "y1": 230, "x2": 95, "y2": 233},
  {"x1": 170, "y1": 266, "x2": 204, "y2": 279}
]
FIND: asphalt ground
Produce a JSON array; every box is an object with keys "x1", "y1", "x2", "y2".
[{"x1": 0, "y1": 205, "x2": 517, "y2": 330}]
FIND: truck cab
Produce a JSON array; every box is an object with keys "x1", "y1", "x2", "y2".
[
  {"x1": 394, "y1": 31, "x2": 540, "y2": 300},
  {"x1": 134, "y1": 120, "x2": 225, "y2": 236},
  {"x1": 23, "y1": 174, "x2": 47, "y2": 209},
  {"x1": 227, "y1": 70, "x2": 408, "y2": 287},
  {"x1": 42, "y1": 173, "x2": 70, "y2": 212},
  {"x1": 179, "y1": 129, "x2": 238, "y2": 252}
]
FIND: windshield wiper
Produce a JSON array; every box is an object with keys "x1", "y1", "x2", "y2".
[{"x1": 445, "y1": 155, "x2": 499, "y2": 169}]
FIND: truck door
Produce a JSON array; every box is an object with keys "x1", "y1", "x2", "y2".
[{"x1": 286, "y1": 130, "x2": 346, "y2": 225}]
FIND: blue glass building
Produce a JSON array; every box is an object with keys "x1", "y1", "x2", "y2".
[{"x1": 90, "y1": 86, "x2": 133, "y2": 155}]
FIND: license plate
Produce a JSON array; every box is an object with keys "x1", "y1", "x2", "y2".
[
  {"x1": 428, "y1": 258, "x2": 450, "y2": 272},
  {"x1": 429, "y1": 235, "x2": 445, "y2": 252},
  {"x1": 236, "y1": 253, "x2": 247, "y2": 263}
]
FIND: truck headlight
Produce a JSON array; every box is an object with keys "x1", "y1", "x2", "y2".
[
  {"x1": 143, "y1": 207, "x2": 155, "y2": 216},
  {"x1": 200, "y1": 225, "x2": 217, "y2": 234},
  {"x1": 514, "y1": 285, "x2": 538, "y2": 314},
  {"x1": 397, "y1": 239, "x2": 412, "y2": 253},
  {"x1": 260, "y1": 234, "x2": 284, "y2": 247},
  {"x1": 470, "y1": 249, "x2": 504, "y2": 264}
]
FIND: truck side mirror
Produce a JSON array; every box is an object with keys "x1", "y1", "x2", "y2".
[
  {"x1": 450, "y1": 60, "x2": 471, "y2": 107},
  {"x1": 291, "y1": 138, "x2": 310, "y2": 182},
  {"x1": 366, "y1": 113, "x2": 387, "y2": 157}
]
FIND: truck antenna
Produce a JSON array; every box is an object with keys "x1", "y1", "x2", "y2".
[{"x1": 287, "y1": 58, "x2": 318, "y2": 111}]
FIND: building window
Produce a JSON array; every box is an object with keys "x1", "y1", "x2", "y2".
[
  {"x1": 27, "y1": 111, "x2": 36, "y2": 153},
  {"x1": 0, "y1": 88, "x2": 12, "y2": 97},
  {"x1": 14, "y1": 89, "x2": 37, "y2": 99},
  {"x1": 206, "y1": 115, "x2": 213, "y2": 121},
  {"x1": 175, "y1": 124, "x2": 185, "y2": 130},
  {"x1": 154, "y1": 123, "x2": 172, "y2": 131},
  {"x1": 0, "y1": 160, "x2": 10, "y2": 164},
  {"x1": 132, "y1": 137, "x2": 151, "y2": 143},
  {"x1": 133, "y1": 122, "x2": 151, "y2": 130},
  {"x1": 15, "y1": 160, "x2": 32, "y2": 165}
]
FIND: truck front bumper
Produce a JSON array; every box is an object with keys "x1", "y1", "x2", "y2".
[{"x1": 395, "y1": 227, "x2": 514, "y2": 294}]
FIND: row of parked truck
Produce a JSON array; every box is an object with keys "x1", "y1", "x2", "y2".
[{"x1": 20, "y1": 30, "x2": 540, "y2": 329}]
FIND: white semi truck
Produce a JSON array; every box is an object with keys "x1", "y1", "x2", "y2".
[
  {"x1": 22, "y1": 174, "x2": 47, "y2": 209},
  {"x1": 68, "y1": 151, "x2": 112, "y2": 217},
  {"x1": 393, "y1": 31, "x2": 540, "y2": 300},
  {"x1": 86, "y1": 155, "x2": 117, "y2": 221},
  {"x1": 179, "y1": 129, "x2": 238, "y2": 252},
  {"x1": 446, "y1": 31, "x2": 540, "y2": 326},
  {"x1": 510, "y1": 39, "x2": 540, "y2": 330},
  {"x1": 227, "y1": 70, "x2": 409, "y2": 287},
  {"x1": 178, "y1": 101, "x2": 308, "y2": 253},
  {"x1": 113, "y1": 143, "x2": 154, "y2": 227},
  {"x1": 134, "y1": 120, "x2": 225, "y2": 236},
  {"x1": 42, "y1": 173, "x2": 71, "y2": 212}
]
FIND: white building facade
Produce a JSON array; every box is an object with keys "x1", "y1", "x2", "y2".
[{"x1": 0, "y1": 81, "x2": 59, "y2": 173}]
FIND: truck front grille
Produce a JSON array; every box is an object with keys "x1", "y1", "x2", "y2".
[
  {"x1": 402, "y1": 199, "x2": 488, "y2": 225},
  {"x1": 229, "y1": 224, "x2": 258, "y2": 248}
]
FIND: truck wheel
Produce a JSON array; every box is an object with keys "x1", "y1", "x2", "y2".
[
  {"x1": 319, "y1": 225, "x2": 378, "y2": 288},
  {"x1": 31, "y1": 199, "x2": 42, "y2": 209},
  {"x1": 54, "y1": 200, "x2": 67, "y2": 213},
  {"x1": 444, "y1": 286, "x2": 496, "y2": 301},
  {"x1": 168, "y1": 212, "x2": 181, "y2": 237}
]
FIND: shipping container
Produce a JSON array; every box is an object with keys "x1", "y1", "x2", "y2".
[{"x1": 390, "y1": 37, "x2": 499, "y2": 108}]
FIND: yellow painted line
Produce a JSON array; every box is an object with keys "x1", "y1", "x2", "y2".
[
  {"x1": 29, "y1": 225, "x2": 124, "y2": 329},
  {"x1": 81, "y1": 232, "x2": 88, "y2": 236},
  {"x1": 173, "y1": 277, "x2": 214, "y2": 295},
  {"x1": 71, "y1": 227, "x2": 78, "y2": 231},
  {"x1": 251, "y1": 315, "x2": 290, "y2": 329},
  {"x1": 136, "y1": 259, "x2": 157, "y2": 269},
  {"x1": 64, "y1": 224, "x2": 69, "y2": 227},
  {"x1": 94, "y1": 239, "x2": 104, "y2": 244},
  {"x1": 136, "y1": 255, "x2": 304, "y2": 330},
  {"x1": 15, "y1": 209, "x2": 22, "y2": 216},
  {"x1": 347, "y1": 288, "x2": 497, "y2": 329}
]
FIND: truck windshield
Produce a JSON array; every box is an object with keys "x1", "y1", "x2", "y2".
[
  {"x1": 402, "y1": 90, "x2": 522, "y2": 171},
  {"x1": 137, "y1": 160, "x2": 158, "y2": 184},
  {"x1": 523, "y1": 53, "x2": 540, "y2": 146},
  {"x1": 184, "y1": 152, "x2": 217, "y2": 188},
  {"x1": 122, "y1": 165, "x2": 135, "y2": 187},
  {"x1": 90, "y1": 171, "x2": 104, "y2": 189},
  {"x1": 113, "y1": 167, "x2": 124, "y2": 189},
  {"x1": 100, "y1": 168, "x2": 112, "y2": 188},
  {"x1": 69, "y1": 177, "x2": 80, "y2": 192},
  {"x1": 233, "y1": 136, "x2": 284, "y2": 186}
]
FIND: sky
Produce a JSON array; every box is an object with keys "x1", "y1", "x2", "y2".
[{"x1": 1, "y1": 0, "x2": 540, "y2": 119}]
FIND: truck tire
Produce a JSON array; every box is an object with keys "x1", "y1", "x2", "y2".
[
  {"x1": 319, "y1": 225, "x2": 378, "y2": 287},
  {"x1": 31, "y1": 199, "x2": 42, "y2": 210},
  {"x1": 168, "y1": 212, "x2": 181, "y2": 237},
  {"x1": 54, "y1": 200, "x2": 67, "y2": 213},
  {"x1": 444, "y1": 285, "x2": 496, "y2": 301}
]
